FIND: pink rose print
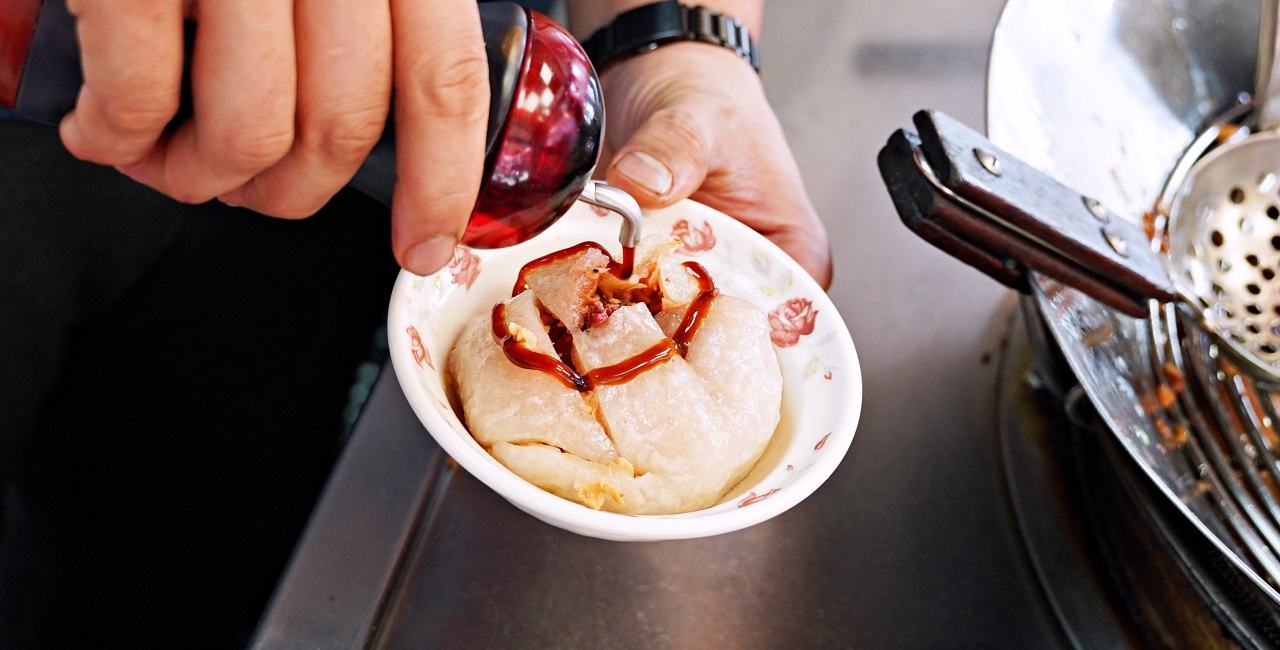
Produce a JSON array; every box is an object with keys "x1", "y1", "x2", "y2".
[
  {"x1": 407, "y1": 326, "x2": 433, "y2": 369},
  {"x1": 738, "y1": 488, "x2": 781, "y2": 507},
  {"x1": 814, "y1": 432, "x2": 832, "y2": 451},
  {"x1": 768, "y1": 298, "x2": 819, "y2": 347},
  {"x1": 589, "y1": 204, "x2": 611, "y2": 217},
  {"x1": 671, "y1": 219, "x2": 716, "y2": 255},
  {"x1": 447, "y1": 247, "x2": 481, "y2": 290}
]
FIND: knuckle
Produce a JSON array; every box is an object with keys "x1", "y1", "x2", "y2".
[
  {"x1": 652, "y1": 106, "x2": 712, "y2": 164},
  {"x1": 297, "y1": 106, "x2": 386, "y2": 164},
  {"x1": 253, "y1": 199, "x2": 322, "y2": 220},
  {"x1": 277, "y1": 204, "x2": 322, "y2": 220},
  {"x1": 97, "y1": 96, "x2": 177, "y2": 137},
  {"x1": 404, "y1": 186, "x2": 476, "y2": 234},
  {"x1": 168, "y1": 186, "x2": 217, "y2": 205},
  {"x1": 242, "y1": 184, "x2": 327, "y2": 219},
  {"x1": 404, "y1": 46, "x2": 488, "y2": 121},
  {"x1": 208, "y1": 122, "x2": 295, "y2": 171}
]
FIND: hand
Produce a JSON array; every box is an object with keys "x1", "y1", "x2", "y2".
[
  {"x1": 58, "y1": 0, "x2": 489, "y2": 276},
  {"x1": 596, "y1": 42, "x2": 832, "y2": 288}
]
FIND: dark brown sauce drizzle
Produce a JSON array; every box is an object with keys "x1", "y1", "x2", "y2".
[
  {"x1": 492, "y1": 246, "x2": 718, "y2": 392},
  {"x1": 619, "y1": 244, "x2": 635, "y2": 279},
  {"x1": 587, "y1": 340, "x2": 680, "y2": 388},
  {"x1": 511, "y1": 241, "x2": 634, "y2": 297},
  {"x1": 492, "y1": 304, "x2": 587, "y2": 391},
  {"x1": 671, "y1": 261, "x2": 719, "y2": 356}
]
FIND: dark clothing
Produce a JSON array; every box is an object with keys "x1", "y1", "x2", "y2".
[
  {"x1": 0, "y1": 3, "x2": 565, "y2": 645},
  {"x1": 0, "y1": 121, "x2": 399, "y2": 647}
]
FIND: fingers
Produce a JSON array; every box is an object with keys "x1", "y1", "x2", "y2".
[
  {"x1": 608, "y1": 101, "x2": 832, "y2": 287},
  {"x1": 388, "y1": 0, "x2": 489, "y2": 275},
  {"x1": 60, "y1": 0, "x2": 185, "y2": 165},
  {"x1": 60, "y1": 0, "x2": 486, "y2": 267},
  {"x1": 604, "y1": 104, "x2": 713, "y2": 208},
  {"x1": 690, "y1": 143, "x2": 833, "y2": 289},
  {"x1": 750, "y1": 205, "x2": 834, "y2": 290},
  {"x1": 118, "y1": 0, "x2": 297, "y2": 204},
  {"x1": 699, "y1": 142, "x2": 833, "y2": 289},
  {"x1": 219, "y1": 0, "x2": 393, "y2": 218},
  {"x1": 601, "y1": 45, "x2": 832, "y2": 287}
]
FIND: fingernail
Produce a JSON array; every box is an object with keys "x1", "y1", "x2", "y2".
[
  {"x1": 404, "y1": 236, "x2": 458, "y2": 275},
  {"x1": 614, "y1": 151, "x2": 673, "y2": 196}
]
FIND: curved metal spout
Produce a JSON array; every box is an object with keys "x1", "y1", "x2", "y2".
[{"x1": 578, "y1": 180, "x2": 643, "y2": 249}]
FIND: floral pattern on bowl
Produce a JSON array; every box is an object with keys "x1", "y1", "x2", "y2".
[{"x1": 387, "y1": 199, "x2": 861, "y2": 541}]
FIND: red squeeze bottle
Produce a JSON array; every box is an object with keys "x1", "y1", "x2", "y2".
[{"x1": 0, "y1": 1, "x2": 605, "y2": 249}]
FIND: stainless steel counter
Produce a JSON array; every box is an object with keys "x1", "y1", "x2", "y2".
[
  {"x1": 254, "y1": 298, "x2": 1062, "y2": 648},
  {"x1": 253, "y1": 0, "x2": 1070, "y2": 646}
]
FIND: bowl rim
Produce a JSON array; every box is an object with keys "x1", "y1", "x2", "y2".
[{"x1": 387, "y1": 200, "x2": 861, "y2": 541}]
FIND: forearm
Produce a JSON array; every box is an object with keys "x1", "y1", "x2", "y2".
[{"x1": 564, "y1": 0, "x2": 763, "y2": 40}]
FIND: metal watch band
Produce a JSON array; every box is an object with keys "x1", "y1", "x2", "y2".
[{"x1": 581, "y1": 1, "x2": 761, "y2": 74}]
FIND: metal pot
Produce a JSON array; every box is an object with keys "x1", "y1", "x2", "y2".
[{"x1": 889, "y1": 0, "x2": 1280, "y2": 619}]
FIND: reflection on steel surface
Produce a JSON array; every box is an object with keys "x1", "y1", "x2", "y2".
[{"x1": 990, "y1": 0, "x2": 1280, "y2": 606}]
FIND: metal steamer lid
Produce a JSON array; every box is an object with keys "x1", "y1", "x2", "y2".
[{"x1": 988, "y1": 0, "x2": 1280, "y2": 608}]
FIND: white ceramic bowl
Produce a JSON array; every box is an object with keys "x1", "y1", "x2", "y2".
[{"x1": 387, "y1": 199, "x2": 861, "y2": 541}]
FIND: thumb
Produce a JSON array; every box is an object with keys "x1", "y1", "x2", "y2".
[{"x1": 604, "y1": 108, "x2": 712, "y2": 208}]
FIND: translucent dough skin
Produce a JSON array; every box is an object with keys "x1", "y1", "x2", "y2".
[
  {"x1": 450, "y1": 240, "x2": 783, "y2": 515},
  {"x1": 449, "y1": 291, "x2": 618, "y2": 464},
  {"x1": 489, "y1": 442, "x2": 634, "y2": 506},
  {"x1": 523, "y1": 247, "x2": 611, "y2": 329},
  {"x1": 574, "y1": 307, "x2": 720, "y2": 506},
  {"x1": 670, "y1": 295, "x2": 783, "y2": 495}
]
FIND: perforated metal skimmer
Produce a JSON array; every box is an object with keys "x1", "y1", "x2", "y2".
[
  {"x1": 1168, "y1": 132, "x2": 1280, "y2": 378},
  {"x1": 1167, "y1": 0, "x2": 1280, "y2": 380}
]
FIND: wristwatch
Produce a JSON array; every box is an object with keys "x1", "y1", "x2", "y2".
[{"x1": 581, "y1": 1, "x2": 761, "y2": 74}]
